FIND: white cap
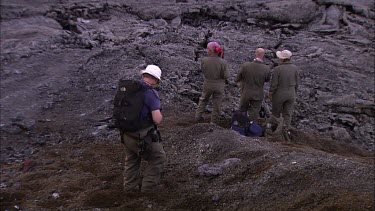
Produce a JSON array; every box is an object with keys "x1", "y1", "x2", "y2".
[
  {"x1": 141, "y1": 65, "x2": 162, "y2": 81},
  {"x1": 276, "y1": 50, "x2": 292, "y2": 59}
]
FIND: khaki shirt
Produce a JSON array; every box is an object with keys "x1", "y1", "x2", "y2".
[
  {"x1": 270, "y1": 61, "x2": 300, "y2": 94},
  {"x1": 201, "y1": 55, "x2": 229, "y2": 82},
  {"x1": 235, "y1": 60, "x2": 271, "y2": 99}
]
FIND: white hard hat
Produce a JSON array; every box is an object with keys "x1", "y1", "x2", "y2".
[{"x1": 141, "y1": 65, "x2": 162, "y2": 81}]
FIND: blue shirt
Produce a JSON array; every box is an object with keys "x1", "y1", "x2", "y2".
[{"x1": 140, "y1": 81, "x2": 161, "y2": 121}]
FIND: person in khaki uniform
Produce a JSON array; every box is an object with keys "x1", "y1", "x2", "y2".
[
  {"x1": 123, "y1": 65, "x2": 166, "y2": 193},
  {"x1": 235, "y1": 48, "x2": 271, "y2": 122},
  {"x1": 269, "y1": 50, "x2": 300, "y2": 130},
  {"x1": 195, "y1": 41, "x2": 229, "y2": 123}
]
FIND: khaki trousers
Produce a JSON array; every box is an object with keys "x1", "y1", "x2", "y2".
[
  {"x1": 195, "y1": 81, "x2": 225, "y2": 122},
  {"x1": 239, "y1": 95, "x2": 263, "y2": 122},
  {"x1": 271, "y1": 89, "x2": 296, "y2": 130},
  {"x1": 122, "y1": 128, "x2": 166, "y2": 192}
]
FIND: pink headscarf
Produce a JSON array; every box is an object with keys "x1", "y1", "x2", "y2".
[{"x1": 207, "y1": 41, "x2": 224, "y2": 58}]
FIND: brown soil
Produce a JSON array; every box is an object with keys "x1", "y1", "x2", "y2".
[{"x1": 1, "y1": 110, "x2": 374, "y2": 211}]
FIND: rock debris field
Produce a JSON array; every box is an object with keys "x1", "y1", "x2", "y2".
[{"x1": 0, "y1": 0, "x2": 374, "y2": 210}]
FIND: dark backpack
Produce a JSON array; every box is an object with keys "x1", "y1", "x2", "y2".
[{"x1": 113, "y1": 79, "x2": 153, "y2": 132}]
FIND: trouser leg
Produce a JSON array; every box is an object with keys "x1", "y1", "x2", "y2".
[
  {"x1": 123, "y1": 134, "x2": 141, "y2": 191},
  {"x1": 211, "y1": 82, "x2": 225, "y2": 123},
  {"x1": 195, "y1": 88, "x2": 212, "y2": 120},
  {"x1": 271, "y1": 96, "x2": 283, "y2": 119},
  {"x1": 239, "y1": 94, "x2": 250, "y2": 112},
  {"x1": 248, "y1": 100, "x2": 262, "y2": 122},
  {"x1": 141, "y1": 142, "x2": 166, "y2": 192},
  {"x1": 211, "y1": 91, "x2": 223, "y2": 122},
  {"x1": 283, "y1": 99, "x2": 295, "y2": 130}
]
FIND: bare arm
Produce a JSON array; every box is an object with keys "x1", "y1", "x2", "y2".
[{"x1": 151, "y1": 109, "x2": 163, "y2": 125}]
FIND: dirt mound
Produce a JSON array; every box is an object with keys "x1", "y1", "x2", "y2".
[{"x1": 1, "y1": 112, "x2": 373, "y2": 210}]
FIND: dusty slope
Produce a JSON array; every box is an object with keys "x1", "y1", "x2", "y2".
[{"x1": 1, "y1": 111, "x2": 374, "y2": 210}]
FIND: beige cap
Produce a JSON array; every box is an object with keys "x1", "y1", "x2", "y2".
[{"x1": 276, "y1": 50, "x2": 292, "y2": 59}]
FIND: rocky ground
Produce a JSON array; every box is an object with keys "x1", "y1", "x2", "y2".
[{"x1": 0, "y1": 0, "x2": 374, "y2": 210}]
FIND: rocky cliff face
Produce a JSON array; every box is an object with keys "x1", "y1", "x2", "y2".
[
  {"x1": 0, "y1": 0, "x2": 374, "y2": 210},
  {"x1": 1, "y1": 0, "x2": 374, "y2": 150}
]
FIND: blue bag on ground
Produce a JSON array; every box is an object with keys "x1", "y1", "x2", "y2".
[
  {"x1": 247, "y1": 121, "x2": 263, "y2": 137},
  {"x1": 231, "y1": 110, "x2": 263, "y2": 137},
  {"x1": 231, "y1": 111, "x2": 249, "y2": 136}
]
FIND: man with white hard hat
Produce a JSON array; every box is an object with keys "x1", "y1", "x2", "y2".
[
  {"x1": 122, "y1": 64, "x2": 166, "y2": 193},
  {"x1": 269, "y1": 50, "x2": 300, "y2": 131}
]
